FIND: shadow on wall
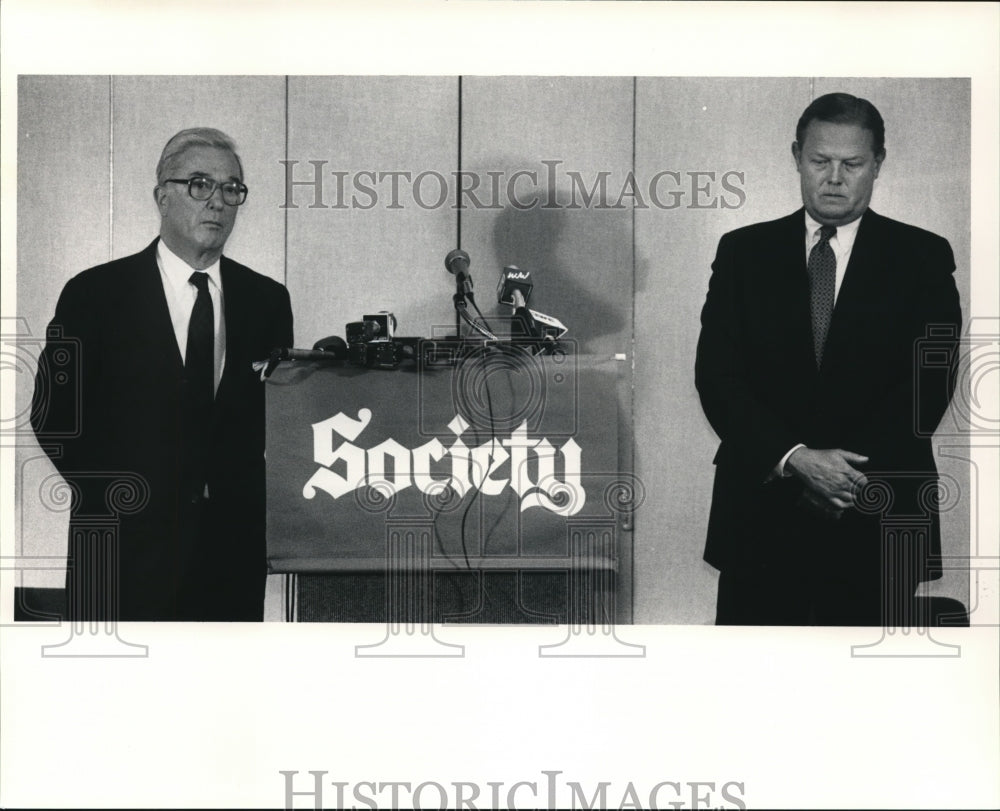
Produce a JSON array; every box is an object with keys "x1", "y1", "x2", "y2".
[{"x1": 465, "y1": 157, "x2": 637, "y2": 356}]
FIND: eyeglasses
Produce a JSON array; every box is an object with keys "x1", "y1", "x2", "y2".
[{"x1": 163, "y1": 176, "x2": 249, "y2": 206}]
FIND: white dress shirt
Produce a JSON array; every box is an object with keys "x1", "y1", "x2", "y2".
[
  {"x1": 803, "y1": 209, "x2": 862, "y2": 303},
  {"x1": 773, "y1": 211, "x2": 865, "y2": 478},
  {"x1": 156, "y1": 239, "x2": 226, "y2": 393}
]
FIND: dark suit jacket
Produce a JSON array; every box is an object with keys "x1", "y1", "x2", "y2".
[
  {"x1": 695, "y1": 208, "x2": 961, "y2": 580},
  {"x1": 31, "y1": 238, "x2": 294, "y2": 619}
]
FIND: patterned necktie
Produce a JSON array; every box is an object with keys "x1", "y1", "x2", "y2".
[{"x1": 807, "y1": 224, "x2": 837, "y2": 367}]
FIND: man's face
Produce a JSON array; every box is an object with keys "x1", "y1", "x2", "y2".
[
  {"x1": 793, "y1": 120, "x2": 884, "y2": 227},
  {"x1": 155, "y1": 145, "x2": 241, "y2": 258}
]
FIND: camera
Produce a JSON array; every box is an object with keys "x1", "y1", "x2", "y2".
[
  {"x1": 345, "y1": 312, "x2": 418, "y2": 370},
  {"x1": 346, "y1": 312, "x2": 396, "y2": 345}
]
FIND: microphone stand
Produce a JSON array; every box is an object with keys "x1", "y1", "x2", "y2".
[{"x1": 453, "y1": 288, "x2": 465, "y2": 340}]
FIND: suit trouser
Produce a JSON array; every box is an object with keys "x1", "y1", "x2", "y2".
[
  {"x1": 66, "y1": 496, "x2": 266, "y2": 622},
  {"x1": 714, "y1": 518, "x2": 927, "y2": 626},
  {"x1": 175, "y1": 497, "x2": 267, "y2": 622}
]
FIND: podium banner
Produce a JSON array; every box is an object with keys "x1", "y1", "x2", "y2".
[{"x1": 265, "y1": 350, "x2": 629, "y2": 573}]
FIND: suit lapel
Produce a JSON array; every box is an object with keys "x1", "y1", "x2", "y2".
[
  {"x1": 771, "y1": 209, "x2": 819, "y2": 378},
  {"x1": 132, "y1": 239, "x2": 185, "y2": 373},
  {"x1": 216, "y1": 258, "x2": 244, "y2": 407},
  {"x1": 822, "y1": 209, "x2": 883, "y2": 371}
]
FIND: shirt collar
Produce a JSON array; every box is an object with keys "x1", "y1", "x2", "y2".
[
  {"x1": 804, "y1": 209, "x2": 863, "y2": 253},
  {"x1": 156, "y1": 238, "x2": 222, "y2": 293}
]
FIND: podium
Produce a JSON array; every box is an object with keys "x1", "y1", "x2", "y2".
[{"x1": 264, "y1": 348, "x2": 636, "y2": 623}]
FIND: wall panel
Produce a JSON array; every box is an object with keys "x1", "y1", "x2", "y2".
[
  {"x1": 635, "y1": 78, "x2": 819, "y2": 623},
  {"x1": 111, "y1": 76, "x2": 287, "y2": 282},
  {"x1": 633, "y1": 77, "x2": 971, "y2": 622},
  {"x1": 458, "y1": 76, "x2": 636, "y2": 616},
  {"x1": 813, "y1": 77, "x2": 972, "y2": 607},
  {"x1": 285, "y1": 76, "x2": 458, "y2": 348},
  {"x1": 460, "y1": 76, "x2": 635, "y2": 357},
  {"x1": 812, "y1": 78, "x2": 971, "y2": 249},
  {"x1": 16, "y1": 75, "x2": 113, "y2": 586}
]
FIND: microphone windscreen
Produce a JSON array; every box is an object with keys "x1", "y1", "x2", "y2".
[
  {"x1": 445, "y1": 249, "x2": 471, "y2": 276},
  {"x1": 312, "y1": 335, "x2": 348, "y2": 360},
  {"x1": 497, "y1": 265, "x2": 533, "y2": 306}
]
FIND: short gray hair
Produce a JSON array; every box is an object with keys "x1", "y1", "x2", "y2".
[{"x1": 155, "y1": 127, "x2": 243, "y2": 185}]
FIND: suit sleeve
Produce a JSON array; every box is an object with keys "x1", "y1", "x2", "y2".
[
  {"x1": 865, "y1": 233, "x2": 961, "y2": 460},
  {"x1": 269, "y1": 281, "x2": 294, "y2": 351},
  {"x1": 914, "y1": 235, "x2": 961, "y2": 436},
  {"x1": 30, "y1": 274, "x2": 100, "y2": 474},
  {"x1": 695, "y1": 232, "x2": 801, "y2": 482}
]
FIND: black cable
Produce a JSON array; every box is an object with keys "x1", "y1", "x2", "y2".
[
  {"x1": 457, "y1": 343, "x2": 499, "y2": 570},
  {"x1": 467, "y1": 292, "x2": 494, "y2": 334},
  {"x1": 479, "y1": 349, "x2": 518, "y2": 559},
  {"x1": 457, "y1": 303, "x2": 498, "y2": 341}
]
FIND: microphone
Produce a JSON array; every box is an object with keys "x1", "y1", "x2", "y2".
[
  {"x1": 497, "y1": 266, "x2": 539, "y2": 340},
  {"x1": 510, "y1": 289, "x2": 539, "y2": 340},
  {"x1": 495, "y1": 265, "x2": 568, "y2": 345},
  {"x1": 311, "y1": 335, "x2": 349, "y2": 358},
  {"x1": 268, "y1": 335, "x2": 350, "y2": 363},
  {"x1": 497, "y1": 265, "x2": 533, "y2": 307},
  {"x1": 275, "y1": 345, "x2": 345, "y2": 363},
  {"x1": 255, "y1": 335, "x2": 349, "y2": 378},
  {"x1": 445, "y1": 249, "x2": 474, "y2": 297},
  {"x1": 255, "y1": 348, "x2": 328, "y2": 380},
  {"x1": 527, "y1": 309, "x2": 568, "y2": 341}
]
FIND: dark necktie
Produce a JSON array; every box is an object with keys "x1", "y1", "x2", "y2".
[
  {"x1": 185, "y1": 272, "x2": 214, "y2": 494},
  {"x1": 186, "y1": 272, "x2": 215, "y2": 407},
  {"x1": 807, "y1": 224, "x2": 837, "y2": 367}
]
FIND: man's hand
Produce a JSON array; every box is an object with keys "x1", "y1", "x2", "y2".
[
  {"x1": 785, "y1": 447, "x2": 869, "y2": 511},
  {"x1": 797, "y1": 487, "x2": 845, "y2": 521}
]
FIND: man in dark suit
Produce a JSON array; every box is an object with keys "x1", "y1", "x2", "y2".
[
  {"x1": 31, "y1": 128, "x2": 293, "y2": 621},
  {"x1": 695, "y1": 93, "x2": 961, "y2": 625}
]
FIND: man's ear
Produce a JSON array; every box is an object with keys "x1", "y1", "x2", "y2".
[
  {"x1": 873, "y1": 149, "x2": 886, "y2": 179},
  {"x1": 792, "y1": 141, "x2": 802, "y2": 171},
  {"x1": 153, "y1": 184, "x2": 167, "y2": 215}
]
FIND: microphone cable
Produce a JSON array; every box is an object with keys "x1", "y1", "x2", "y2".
[
  {"x1": 457, "y1": 301, "x2": 499, "y2": 342},
  {"x1": 456, "y1": 343, "x2": 498, "y2": 571},
  {"x1": 467, "y1": 291, "x2": 495, "y2": 336}
]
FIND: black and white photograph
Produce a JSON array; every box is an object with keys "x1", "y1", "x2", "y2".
[
  {"x1": 1, "y1": 2, "x2": 997, "y2": 809},
  {"x1": 10, "y1": 75, "x2": 976, "y2": 628}
]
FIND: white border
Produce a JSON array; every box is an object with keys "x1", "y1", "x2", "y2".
[{"x1": 2, "y1": 2, "x2": 997, "y2": 809}]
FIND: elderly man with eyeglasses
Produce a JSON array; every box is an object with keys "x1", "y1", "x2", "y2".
[{"x1": 32, "y1": 128, "x2": 294, "y2": 621}]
